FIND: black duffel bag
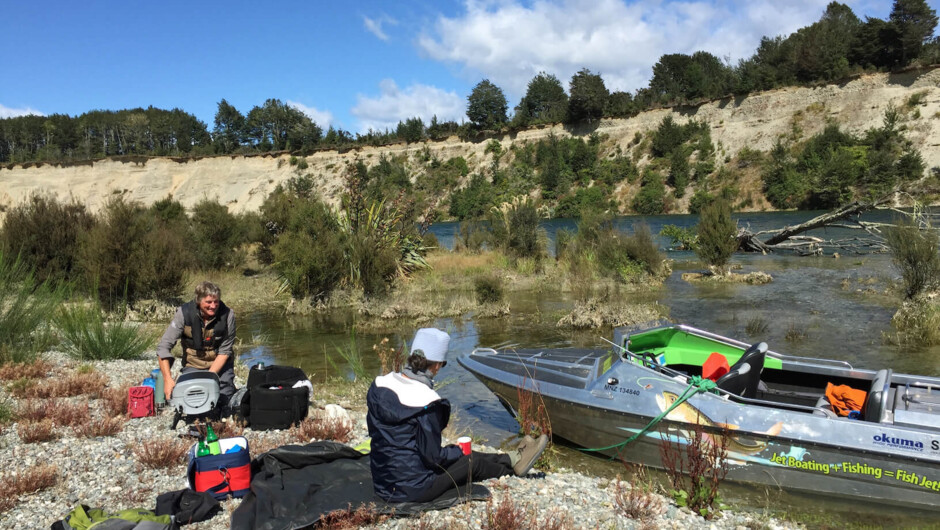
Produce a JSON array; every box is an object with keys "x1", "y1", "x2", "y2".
[{"x1": 241, "y1": 365, "x2": 311, "y2": 430}]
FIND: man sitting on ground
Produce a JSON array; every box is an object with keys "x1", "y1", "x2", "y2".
[{"x1": 157, "y1": 281, "x2": 237, "y2": 412}]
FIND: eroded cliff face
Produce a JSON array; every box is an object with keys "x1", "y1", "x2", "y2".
[{"x1": 3, "y1": 68, "x2": 939, "y2": 216}]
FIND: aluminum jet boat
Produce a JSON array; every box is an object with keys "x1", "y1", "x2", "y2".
[{"x1": 458, "y1": 324, "x2": 940, "y2": 510}]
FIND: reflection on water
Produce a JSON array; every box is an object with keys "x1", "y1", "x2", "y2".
[{"x1": 236, "y1": 210, "x2": 938, "y2": 526}]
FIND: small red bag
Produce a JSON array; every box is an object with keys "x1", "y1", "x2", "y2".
[{"x1": 128, "y1": 386, "x2": 155, "y2": 418}]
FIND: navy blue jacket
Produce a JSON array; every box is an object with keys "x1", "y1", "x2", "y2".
[{"x1": 366, "y1": 372, "x2": 463, "y2": 502}]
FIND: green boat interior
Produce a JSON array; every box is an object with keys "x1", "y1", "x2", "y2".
[{"x1": 621, "y1": 325, "x2": 940, "y2": 431}]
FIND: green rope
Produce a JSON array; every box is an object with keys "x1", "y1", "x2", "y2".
[{"x1": 580, "y1": 375, "x2": 718, "y2": 459}]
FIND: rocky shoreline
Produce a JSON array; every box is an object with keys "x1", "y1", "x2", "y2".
[{"x1": 0, "y1": 353, "x2": 796, "y2": 529}]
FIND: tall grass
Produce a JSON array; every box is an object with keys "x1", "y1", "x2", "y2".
[
  {"x1": 54, "y1": 302, "x2": 156, "y2": 361},
  {"x1": 0, "y1": 253, "x2": 64, "y2": 364},
  {"x1": 330, "y1": 329, "x2": 370, "y2": 381}
]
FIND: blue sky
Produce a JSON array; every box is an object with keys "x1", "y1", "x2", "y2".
[{"x1": 0, "y1": 0, "x2": 928, "y2": 134}]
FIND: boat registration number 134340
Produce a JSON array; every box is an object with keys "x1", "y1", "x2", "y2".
[{"x1": 604, "y1": 384, "x2": 640, "y2": 396}]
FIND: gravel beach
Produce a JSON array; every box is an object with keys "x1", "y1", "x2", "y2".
[{"x1": 0, "y1": 354, "x2": 796, "y2": 530}]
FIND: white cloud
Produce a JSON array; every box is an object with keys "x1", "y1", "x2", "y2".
[
  {"x1": 417, "y1": 0, "x2": 835, "y2": 98},
  {"x1": 287, "y1": 101, "x2": 334, "y2": 129},
  {"x1": 363, "y1": 14, "x2": 397, "y2": 41},
  {"x1": 351, "y1": 79, "x2": 466, "y2": 134},
  {"x1": 0, "y1": 103, "x2": 44, "y2": 118}
]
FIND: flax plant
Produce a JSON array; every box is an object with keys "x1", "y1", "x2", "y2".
[
  {"x1": 55, "y1": 302, "x2": 156, "y2": 361},
  {"x1": 0, "y1": 253, "x2": 63, "y2": 364}
]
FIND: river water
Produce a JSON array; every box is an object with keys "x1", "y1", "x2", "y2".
[{"x1": 236, "y1": 210, "x2": 939, "y2": 526}]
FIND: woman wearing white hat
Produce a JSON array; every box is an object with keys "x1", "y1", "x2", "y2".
[{"x1": 367, "y1": 328, "x2": 548, "y2": 502}]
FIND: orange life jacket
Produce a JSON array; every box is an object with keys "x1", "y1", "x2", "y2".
[{"x1": 825, "y1": 382, "x2": 867, "y2": 417}]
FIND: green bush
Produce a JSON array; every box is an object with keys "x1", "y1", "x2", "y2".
[
  {"x1": 474, "y1": 275, "x2": 504, "y2": 304},
  {"x1": 346, "y1": 233, "x2": 400, "y2": 296},
  {"x1": 237, "y1": 211, "x2": 266, "y2": 246},
  {"x1": 270, "y1": 198, "x2": 346, "y2": 299},
  {"x1": 668, "y1": 148, "x2": 691, "y2": 198},
  {"x1": 885, "y1": 214, "x2": 940, "y2": 300},
  {"x1": 688, "y1": 190, "x2": 713, "y2": 215},
  {"x1": 632, "y1": 170, "x2": 666, "y2": 215},
  {"x1": 695, "y1": 198, "x2": 738, "y2": 274},
  {"x1": 762, "y1": 142, "x2": 806, "y2": 209},
  {"x1": 421, "y1": 231, "x2": 440, "y2": 250},
  {"x1": 595, "y1": 232, "x2": 642, "y2": 282},
  {"x1": 555, "y1": 187, "x2": 610, "y2": 218},
  {"x1": 455, "y1": 221, "x2": 488, "y2": 253},
  {"x1": 622, "y1": 223, "x2": 664, "y2": 275},
  {"x1": 0, "y1": 253, "x2": 63, "y2": 364},
  {"x1": 554, "y1": 228, "x2": 575, "y2": 259},
  {"x1": 449, "y1": 173, "x2": 495, "y2": 220},
  {"x1": 0, "y1": 195, "x2": 94, "y2": 284},
  {"x1": 55, "y1": 303, "x2": 156, "y2": 361},
  {"x1": 595, "y1": 155, "x2": 637, "y2": 186},
  {"x1": 78, "y1": 197, "x2": 189, "y2": 306},
  {"x1": 660, "y1": 224, "x2": 697, "y2": 250},
  {"x1": 190, "y1": 199, "x2": 244, "y2": 270},
  {"x1": 651, "y1": 116, "x2": 698, "y2": 158},
  {"x1": 150, "y1": 195, "x2": 188, "y2": 227},
  {"x1": 488, "y1": 197, "x2": 545, "y2": 263}
]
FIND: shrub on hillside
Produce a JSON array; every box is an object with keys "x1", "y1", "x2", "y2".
[
  {"x1": 149, "y1": 195, "x2": 188, "y2": 228},
  {"x1": 555, "y1": 187, "x2": 611, "y2": 218},
  {"x1": 0, "y1": 194, "x2": 94, "y2": 284},
  {"x1": 696, "y1": 198, "x2": 738, "y2": 275},
  {"x1": 632, "y1": 170, "x2": 666, "y2": 215},
  {"x1": 449, "y1": 173, "x2": 495, "y2": 221}
]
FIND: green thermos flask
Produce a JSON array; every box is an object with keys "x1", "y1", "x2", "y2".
[{"x1": 152, "y1": 368, "x2": 165, "y2": 406}]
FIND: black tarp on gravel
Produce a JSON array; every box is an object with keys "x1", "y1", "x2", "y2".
[{"x1": 230, "y1": 441, "x2": 490, "y2": 530}]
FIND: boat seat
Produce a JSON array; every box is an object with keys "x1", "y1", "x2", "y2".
[
  {"x1": 863, "y1": 368, "x2": 893, "y2": 423},
  {"x1": 812, "y1": 396, "x2": 837, "y2": 418},
  {"x1": 716, "y1": 342, "x2": 767, "y2": 398}
]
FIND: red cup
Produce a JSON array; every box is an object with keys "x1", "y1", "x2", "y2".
[{"x1": 457, "y1": 436, "x2": 472, "y2": 455}]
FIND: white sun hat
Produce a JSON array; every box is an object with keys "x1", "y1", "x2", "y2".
[{"x1": 411, "y1": 328, "x2": 451, "y2": 365}]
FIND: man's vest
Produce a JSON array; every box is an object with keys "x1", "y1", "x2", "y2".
[{"x1": 180, "y1": 300, "x2": 230, "y2": 370}]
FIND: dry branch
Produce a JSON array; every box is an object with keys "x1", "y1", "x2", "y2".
[{"x1": 761, "y1": 201, "x2": 880, "y2": 246}]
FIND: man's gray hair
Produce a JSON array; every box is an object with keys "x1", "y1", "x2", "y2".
[{"x1": 194, "y1": 281, "x2": 222, "y2": 301}]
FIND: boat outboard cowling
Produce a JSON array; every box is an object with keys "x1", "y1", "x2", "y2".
[{"x1": 170, "y1": 370, "x2": 220, "y2": 416}]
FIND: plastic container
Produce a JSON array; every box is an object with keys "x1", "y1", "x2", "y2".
[
  {"x1": 152, "y1": 368, "x2": 165, "y2": 406},
  {"x1": 142, "y1": 377, "x2": 155, "y2": 389}
]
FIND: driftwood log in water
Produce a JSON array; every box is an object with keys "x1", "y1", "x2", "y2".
[
  {"x1": 762, "y1": 201, "x2": 879, "y2": 245},
  {"x1": 737, "y1": 199, "x2": 897, "y2": 255}
]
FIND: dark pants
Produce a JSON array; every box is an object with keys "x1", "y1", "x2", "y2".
[{"x1": 414, "y1": 451, "x2": 514, "y2": 503}]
